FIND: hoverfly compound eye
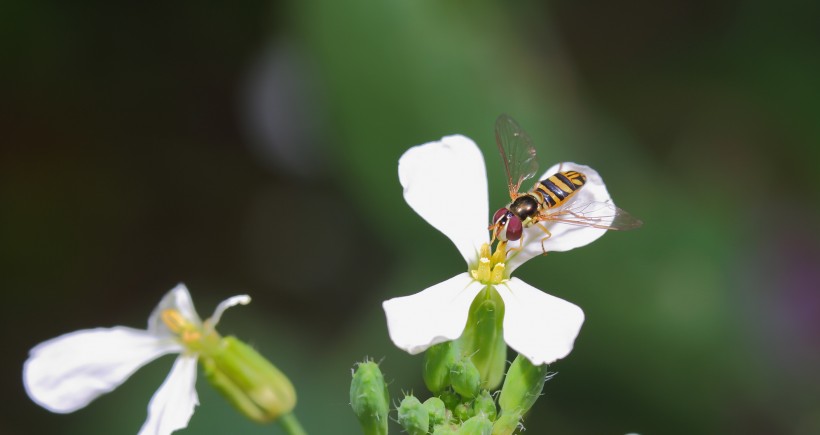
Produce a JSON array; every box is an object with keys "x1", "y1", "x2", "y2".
[
  {"x1": 506, "y1": 215, "x2": 523, "y2": 241},
  {"x1": 493, "y1": 208, "x2": 509, "y2": 225}
]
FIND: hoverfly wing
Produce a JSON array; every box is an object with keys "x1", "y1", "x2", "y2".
[
  {"x1": 541, "y1": 201, "x2": 643, "y2": 231},
  {"x1": 495, "y1": 114, "x2": 539, "y2": 200}
]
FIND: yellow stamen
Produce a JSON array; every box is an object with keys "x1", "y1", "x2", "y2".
[
  {"x1": 490, "y1": 263, "x2": 506, "y2": 284},
  {"x1": 161, "y1": 309, "x2": 202, "y2": 344},
  {"x1": 491, "y1": 241, "x2": 507, "y2": 265},
  {"x1": 471, "y1": 257, "x2": 491, "y2": 283},
  {"x1": 479, "y1": 243, "x2": 491, "y2": 261},
  {"x1": 470, "y1": 242, "x2": 509, "y2": 285}
]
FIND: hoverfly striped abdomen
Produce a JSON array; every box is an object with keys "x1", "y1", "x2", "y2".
[{"x1": 535, "y1": 171, "x2": 587, "y2": 208}]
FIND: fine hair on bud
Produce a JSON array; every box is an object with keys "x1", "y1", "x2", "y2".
[
  {"x1": 458, "y1": 414, "x2": 493, "y2": 434},
  {"x1": 424, "y1": 341, "x2": 457, "y2": 393},
  {"x1": 450, "y1": 358, "x2": 481, "y2": 399},
  {"x1": 498, "y1": 354, "x2": 552, "y2": 417},
  {"x1": 350, "y1": 360, "x2": 389, "y2": 435},
  {"x1": 472, "y1": 390, "x2": 497, "y2": 421},
  {"x1": 423, "y1": 397, "x2": 448, "y2": 426},
  {"x1": 398, "y1": 395, "x2": 429, "y2": 435}
]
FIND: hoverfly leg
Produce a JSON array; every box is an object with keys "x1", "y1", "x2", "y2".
[
  {"x1": 534, "y1": 222, "x2": 552, "y2": 255},
  {"x1": 504, "y1": 233, "x2": 525, "y2": 256}
]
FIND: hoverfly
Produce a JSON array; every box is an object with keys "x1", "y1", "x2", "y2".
[{"x1": 489, "y1": 114, "x2": 642, "y2": 252}]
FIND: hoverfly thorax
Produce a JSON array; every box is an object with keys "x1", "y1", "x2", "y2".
[{"x1": 509, "y1": 195, "x2": 539, "y2": 221}]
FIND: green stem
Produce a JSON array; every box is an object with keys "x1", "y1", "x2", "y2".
[{"x1": 278, "y1": 413, "x2": 308, "y2": 435}]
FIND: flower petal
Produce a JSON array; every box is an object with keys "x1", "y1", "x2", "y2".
[
  {"x1": 23, "y1": 327, "x2": 181, "y2": 413},
  {"x1": 148, "y1": 284, "x2": 202, "y2": 336},
  {"x1": 138, "y1": 355, "x2": 199, "y2": 435},
  {"x1": 208, "y1": 294, "x2": 251, "y2": 328},
  {"x1": 496, "y1": 278, "x2": 584, "y2": 365},
  {"x1": 399, "y1": 135, "x2": 490, "y2": 266},
  {"x1": 383, "y1": 273, "x2": 485, "y2": 354},
  {"x1": 507, "y1": 162, "x2": 613, "y2": 272}
]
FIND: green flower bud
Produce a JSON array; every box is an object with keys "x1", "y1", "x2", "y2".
[
  {"x1": 433, "y1": 424, "x2": 458, "y2": 435},
  {"x1": 498, "y1": 354, "x2": 551, "y2": 416},
  {"x1": 424, "y1": 341, "x2": 457, "y2": 393},
  {"x1": 398, "y1": 395, "x2": 429, "y2": 435},
  {"x1": 491, "y1": 412, "x2": 521, "y2": 435},
  {"x1": 457, "y1": 414, "x2": 493, "y2": 435},
  {"x1": 350, "y1": 360, "x2": 389, "y2": 435},
  {"x1": 472, "y1": 390, "x2": 497, "y2": 421},
  {"x1": 457, "y1": 287, "x2": 506, "y2": 389},
  {"x1": 439, "y1": 389, "x2": 461, "y2": 411},
  {"x1": 450, "y1": 358, "x2": 480, "y2": 399},
  {"x1": 454, "y1": 402, "x2": 472, "y2": 422},
  {"x1": 424, "y1": 396, "x2": 448, "y2": 426},
  {"x1": 201, "y1": 336, "x2": 296, "y2": 423}
]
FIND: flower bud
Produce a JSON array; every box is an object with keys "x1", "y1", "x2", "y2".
[
  {"x1": 472, "y1": 390, "x2": 497, "y2": 421},
  {"x1": 201, "y1": 336, "x2": 296, "y2": 423},
  {"x1": 439, "y1": 389, "x2": 461, "y2": 411},
  {"x1": 424, "y1": 397, "x2": 448, "y2": 426},
  {"x1": 433, "y1": 425, "x2": 458, "y2": 435},
  {"x1": 457, "y1": 287, "x2": 506, "y2": 389},
  {"x1": 457, "y1": 414, "x2": 493, "y2": 435},
  {"x1": 453, "y1": 402, "x2": 472, "y2": 422},
  {"x1": 398, "y1": 395, "x2": 429, "y2": 435},
  {"x1": 350, "y1": 360, "x2": 389, "y2": 435},
  {"x1": 424, "y1": 341, "x2": 457, "y2": 393},
  {"x1": 490, "y1": 412, "x2": 521, "y2": 435},
  {"x1": 449, "y1": 358, "x2": 480, "y2": 399},
  {"x1": 498, "y1": 354, "x2": 551, "y2": 416}
]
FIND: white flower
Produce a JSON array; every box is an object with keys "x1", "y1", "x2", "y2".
[
  {"x1": 383, "y1": 135, "x2": 616, "y2": 365},
  {"x1": 23, "y1": 284, "x2": 250, "y2": 435}
]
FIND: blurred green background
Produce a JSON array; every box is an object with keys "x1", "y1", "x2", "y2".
[{"x1": 3, "y1": 1, "x2": 820, "y2": 434}]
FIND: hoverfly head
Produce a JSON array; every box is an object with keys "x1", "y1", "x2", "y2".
[{"x1": 491, "y1": 207, "x2": 523, "y2": 242}]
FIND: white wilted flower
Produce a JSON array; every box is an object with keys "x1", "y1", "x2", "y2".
[
  {"x1": 383, "y1": 134, "x2": 625, "y2": 365},
  {"x1": 23, "y1": 284, "x2": 251, "y2": 435}
]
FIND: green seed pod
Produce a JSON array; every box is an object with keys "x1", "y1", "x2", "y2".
[
  {"x1": 439, "y1": 389, "x2": 461, "y2": 411},
  {"x1": 457, "y1": 287, "x2": 506, "y2": 389},
  {"x1": 457, "y1": 414, "x2": 493, "y2": 435},
  {"x1": 491, "y1": 412, "x2": 522, "y2": 435},
  {"x1": 450, "y1": 358, "x2": 481, "y2": 399},
  {"x1": 472, "y1": 390, "x2": 497, "y2": 421},
  {"x1": 498, "y1": 354, "x2": 551, "y2": 416},
  {"x1": 454, "y1": 402, "x2": 472, "y2": 422},
  {"x1": 350, "y1": 360, "x2": 390, "y2": 435},
  {"x1": 424, "y1": 341, "x2": 457, "y2": 393},
  {"x1": 424, "y1": 396, "x2": 448, "y2": 426},
  {"x1": 398, "y1": 395, "x2": 430, "y2": 435},
  {"x1": 201, "y1": 336, "x2": 296, "y2": 423}
]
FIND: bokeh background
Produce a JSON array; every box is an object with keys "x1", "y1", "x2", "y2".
[{"x1": 3, "y1": 1, "x2": 820, "y2": 434}]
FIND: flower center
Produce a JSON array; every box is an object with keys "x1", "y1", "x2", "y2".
[
  {"x1": 470, "y1": 241, "x2": 508, "y2": 285},
  {"x1": 161, "y1": 309, "x2": 220, "y2": 352}
]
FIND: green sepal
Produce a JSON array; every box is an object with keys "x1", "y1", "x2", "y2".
[
  {"x1": 424, "y1": 341, "x2": 458, "y2": 393},
  {"x1": 457, "y1": 414, "x2": 493, "y2": 435},
  {"x1": 350, "y1": 360, "x2": 390, "y2": 435},
  {"x1": 201, "y1": 336, "x2": 296, "y2": 423},
  {"x1": 457, "y1": 286, "x2": 506, "y2": 389},
  {"x1": 498, "y1": 354, "x2": 550, "y2": 416}
]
